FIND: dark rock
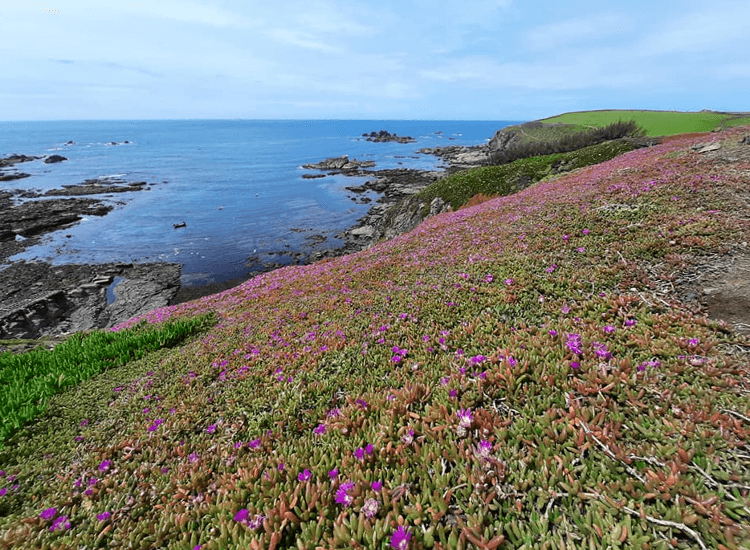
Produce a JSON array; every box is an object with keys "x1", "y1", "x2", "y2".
[
  {"x1": 741, "y1": 135, "x2": 750, "y2": 145},
  {"x1": 303, "y1": 155, "x2": 349, "y2": 170},
  {"x1": 363, "y1": 130, "x2": 416, "y2": 143},
  {"x1": 0, "y1": 172, "x2": 32, "y2": 182},
  {"x1": 44, "y1": 179, "x2": 151, "y2": 196},
  {"x1": 302, "y1": 155, "x2": 376, "y2": 171},
  {"x1": 302, "y1": 173, "x2": 326, "y2": 179},
  {"x1": 0, "y1": 196, "x2": 112, "y2": 241},
  {"x1": 65, "y1": 140, "x2": 74, "y2": 145},
  {"x1": 44, "y1": 155, "x2": 67, "y2": 164},
  {"x1": 0, "y1": 261, "x2": 181, "y2": 339},
  {"x1": 0, "y1": 154, "x2": 43, "y2": 167}
]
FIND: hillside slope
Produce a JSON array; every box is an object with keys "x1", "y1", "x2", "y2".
[{"x1": 1, "y1": 128, "x2": 749, "y2": 549}]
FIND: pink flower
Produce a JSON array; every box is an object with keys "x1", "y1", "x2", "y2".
[
  {"x1": 362, "y1": 498, "x2": 380, "y2": 519},
  {"x1": 98, "y1": 460, "x2": 110, "y2": 472},
  {"x1": 371, "y1": 480, "x2": 383, "y2": 492},
  {"x1": 391, "y1": 525, "x2": 412, "y2": 549},
  {"x1": 298, "y1": 468, "x2": 312, "y2": 481},
  {"x1": 50, "y1": 515, "x2": 70, "y2": 532},
  {"x1": 475, "y1": 440, "x2": 493, "y2": 460},
  {"x1": 336, "y1": 481, "x2": 355, "y2": 507},
  {"x1": 457, "y1": 408, "x2": 473, "y2": 429},
  {"x1": 40, "y1": 507, "x2": 57, "y2": 520},
  {"x1": 314, "y1": 423, "x2": 326, "y2": 436},
  {"x1": 328, "y1": 468, "x2": 339, "y2": 479}
]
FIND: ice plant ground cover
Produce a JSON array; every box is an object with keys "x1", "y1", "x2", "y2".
[{"x1": 1, "y1": 128, "x2": 749, "y2": 549}]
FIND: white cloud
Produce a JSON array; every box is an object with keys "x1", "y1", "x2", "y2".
[{"x1": 633, "y1": 3, "x2": 750, "y2": 56}]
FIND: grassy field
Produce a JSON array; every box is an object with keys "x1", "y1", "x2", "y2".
[
  {"x1": 0, "y1": 126, "x2": 749, "y2": 549},
  {"x1": 538, "y1": 110, "x2": 749, "y2": 137}
]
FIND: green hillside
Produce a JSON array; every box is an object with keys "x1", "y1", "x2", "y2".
[
  {"x1": 0, "y1": 126, "x2": 749, "y2": 549},
  {"x1": 538, "y1": 109, "x2": 750, "y2": 137}
]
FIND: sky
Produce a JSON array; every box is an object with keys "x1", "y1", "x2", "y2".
[{"x1": 1, "y1": 0, "x2": 749, "y2": 120}]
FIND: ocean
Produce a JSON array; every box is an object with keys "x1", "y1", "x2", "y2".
[{"x1": 0, "y1": 120, "x2": 516, "y2": 287}]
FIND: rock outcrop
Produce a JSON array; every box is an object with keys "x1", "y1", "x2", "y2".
[
  {"x1": 44, "y1": 155, "x2": 67, "y2": 164},
  {"x1": 0, "y1": 261, "x2": 181, "y2": 339},
  {"x1": 302, "y1": 155, "x2": 376, "y2": 172},
  {"x1": 363, "y1": 130, "x2": 416, "y2": 143}
]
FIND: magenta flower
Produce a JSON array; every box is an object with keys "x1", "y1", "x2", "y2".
[
  {"x1": 98, "y1": 460, "x2": 110, "y2": 472},
  {"x1": 354, "y1": 447, "x2": 365, "y2": 460},
  {"x1": 314, "y1": 423, "x2": 326, "y2": 436},
  {"x1": 624, "y1": 319, "x2": 636, "y2": 327},
  {"x1": 504, "y1": 278, "x2": 514, "y2": 285},
  {"x1": 50, "y1": 515, "x2": 70, "y2": 532},
  {"x1": 298, "y1": 468, "x2": 312, "y2": 482},
  {"x1": 0, "y1": 488, "x2": 6, "y2": 497},
  {"x1": 371, "y1": 480, "x2": 383, "y2": 492},
  {"x1": 356, "y1": 399, "x2": 368, "y2": 409},
  {"x1": 566, "y1": 333, "x2": 583, "y2": 355},
  {"x1": 328, "y1": 468, "x2": 339, "y2": 479},
  {"x1": 234, "y1": 508, "x2": 249, "y2": 523},
  {"x1": 365, "y1": 444, "x2": 374, "y2": 455},
  {"x1": 603, "y1": 325, "x2": 615, "y2": 334},
  {"x1": 457, "y1": 408, "x2": 473, "y2": 429},
  {"x1": 402, "y1": 429, "x2": 414, "y2": 445},
  {"x1": 592, "y1": 342, "x2": 611, "y2": 360},
  {"x1": 97, "y1": 511, "x2": 111, "y2": 522},
  {"x1": 40, "y1": 507, "x2": 57, "y2": 520},
  {"x1": 571, "y1": 361, "x2": 580, "y2": 369},
  {"x1": 390, "y1": 525, "x2": 412, "y2": 549},
  {"x1": 582, "y1": 228, "x2": 590, "y2": 235},
  {"x1": 248, "y1": 438, "x2": 261, "y2": 449},
  {"x1": 362, "y1": 498, "x2": 380, "y2": 519},
  {"x1": 470, "y1": 354, "x2": 486, "y2": 364},
  {"x1": 335, "y1": 481, "x2": 355, "y2": 507},
  {"x1": 475, "y1": 440, "x2": 493, "y2": 460},
  {"x1": 247, "y1": 513, "x2": 264, "y2": 530}
]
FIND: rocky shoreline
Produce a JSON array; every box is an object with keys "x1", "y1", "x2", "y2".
[
  {"x1": 0, "y1": 133, "x2": 499, "y2": 346},
  {"x1": 0, "y1": 153, "x2": 180, "y2": 346}
]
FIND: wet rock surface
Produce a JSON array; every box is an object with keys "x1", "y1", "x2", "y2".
[{"x1": 0, "y1": 261, "x2": 181, "y2": 340}]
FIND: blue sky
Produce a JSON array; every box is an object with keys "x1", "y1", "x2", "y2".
[{"x1": 1, "y1": 0, "x2": 748, "y2": 120}]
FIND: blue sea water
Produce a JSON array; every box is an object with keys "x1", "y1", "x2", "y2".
[{"x1": 0, "y1": 120, "x2": 517, "y2": 286}]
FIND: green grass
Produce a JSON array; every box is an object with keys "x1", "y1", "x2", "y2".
[
  {"x1": 538, "y1": 110, "x2": 735, "y2": 137},
  {"x1": 498, "y1": 121, "x2": 589, "y2": 145},
  {"x1": 411, "y1": 138, "x2": 637, "y2": 213},
  {"x1": 0, "y1": 312, "x2": 217, "y2": 448}
]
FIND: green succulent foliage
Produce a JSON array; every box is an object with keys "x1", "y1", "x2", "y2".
[{"x1": 0, "y1": 312, "x2": 216, "y2": 447}]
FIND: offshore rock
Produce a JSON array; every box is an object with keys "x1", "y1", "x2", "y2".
[
  {"x1": 302, "y1": 156, "x2": 376, "y2": 171},
  {"x1": 44, "y1": 155, "x2": 67, "y2": 164},
  {"x1": 363, "y1": 130, "x2": 416, "y2": 143}
]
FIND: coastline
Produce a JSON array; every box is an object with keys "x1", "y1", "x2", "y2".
[{"x1": 0, "y1": 141, "x2": 490, "y2": 341}]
